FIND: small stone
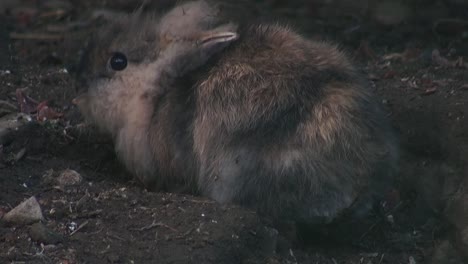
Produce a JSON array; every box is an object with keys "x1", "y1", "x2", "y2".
[
  {"x1": 29, "y1": 222, "x2": 63, "y2": 244},
  {"x1": 3, "y1": 196, "x2": 44, "y2": 225},
  {"x1": 13, "y1": 148, "x2": 26, "y2": 162},
  {"x1": 0, "y1": 113, "x2": 30, "y2": 145},
  {"x1": 386, "y1": 214, "x2": 395, "y2": 224},
  {"x1": 107, "y1": 254, "x2": 121, "y2": 263},
  {"x1": 56, "y1": 169, "x2": 82, "y2": 187},
  {"x1": 67, "y1": 222, "x2": 78, "y2": 232}
]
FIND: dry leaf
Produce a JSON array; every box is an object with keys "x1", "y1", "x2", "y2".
[
  {"x1": 37, "y1": 101, "x2": 63, "y2": 122},
  {"x1": 15, "y1": 89, "x2": 63, "y2": 122},
  {"x1": 16, "y1": 89, "x2": 38, "y2": 114},
  {"x1": 422, "y1": 87, "x2": 437, "y2": 95},
  {"x1": 382, "y1": 48, "x2": 421, "y2": 62}
]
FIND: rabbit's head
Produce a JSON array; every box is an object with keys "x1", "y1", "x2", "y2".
[{"x1": 72, "y1": 0, "x2": 238, "y2": 137}]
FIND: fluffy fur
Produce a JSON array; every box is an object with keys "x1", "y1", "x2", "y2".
[{"x1": 74, "y1": 0, "x2": 399, "y2": 226}]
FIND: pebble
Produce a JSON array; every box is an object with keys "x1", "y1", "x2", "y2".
[
  {"x1": 56, "y1": 169, "x2": 82, "y2": 187},
  {"x1": 0, "y1": 113, "x2": 31, "y2": 145},
  {"x1": 29, "y1": 222, "x2": 63, "y2": 244},
  {"x1": 3, "y1": 196, "x2": 44, "y2": 226},
  {"x1": 43, "y1": 169, "x2": 83, "y2": 188}
]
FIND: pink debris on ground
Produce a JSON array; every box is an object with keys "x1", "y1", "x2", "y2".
[{"x1": 15, "y1": 89, "x2": 63, "y2": 122}]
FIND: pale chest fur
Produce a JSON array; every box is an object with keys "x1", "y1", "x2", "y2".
[{"x1": 106, "y1": 62, "x2": 162, "y2": 181}]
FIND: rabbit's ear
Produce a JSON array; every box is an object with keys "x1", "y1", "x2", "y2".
[{"x1": 197, "y1": 23, "x2": 239, "y2": 55}]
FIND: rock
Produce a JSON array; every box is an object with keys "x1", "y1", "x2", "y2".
[
  {"x1": 3, "y1": 196, "x2": 44, "y2": 225},
  {"x1": 42, "y1": 169, "x2": 83, "y2": 188},
  {"x1": 29, "y1": 222, "x2": 64, "y2": 244},
  {"x1": 107, "y1": 253, "x2": 121, "y2": 263},
  {"x1": 56, "y1": 169, "x2": 82, "y2": 187},
  {"x1": 0, "y1": 113, "x2": 32, "y2": 145}
]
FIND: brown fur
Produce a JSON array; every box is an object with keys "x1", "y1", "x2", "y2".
[
  {"x1": 74, "y1": 0, "x2": 399, "y2": 226},
  {"x1": 188, "y1": 24, "x2": 398, "y2": 224}
]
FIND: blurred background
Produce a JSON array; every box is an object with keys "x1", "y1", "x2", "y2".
[{"x1": 1, "y1": 0, "x2": 468, "y2": 67}]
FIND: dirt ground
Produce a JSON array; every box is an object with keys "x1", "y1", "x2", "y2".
[{"x1": 1, "y1": 0, "x2": 468, "y2": 263}]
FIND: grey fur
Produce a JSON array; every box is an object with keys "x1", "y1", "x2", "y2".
[{"x1": 74, "y1": 0, "x2": 399, "y2": 226}]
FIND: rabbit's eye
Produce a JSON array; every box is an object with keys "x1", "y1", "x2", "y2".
[{"x1": 109, "y1": 52, "x2": 128, "y2": 71}]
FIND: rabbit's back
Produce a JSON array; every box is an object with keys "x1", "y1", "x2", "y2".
[{"x1": 191, "y1": 24, "x2": 398, "y2": 224}]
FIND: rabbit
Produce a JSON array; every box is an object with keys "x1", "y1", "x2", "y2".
[{"x1": 73, "y1": 0, "x2": 399, "y2": 227}]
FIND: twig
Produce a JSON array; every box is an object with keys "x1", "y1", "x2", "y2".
[
  {"x1": 360, "y1": 201, "x2": 404, "y2": 240},
  {"x1": 174, "y1": 228, "x2": 194, "y2": 239},
  {"x1": 88, "y1": 228, "x2": 103, "y2": 235},
  {"x1": 290, "y1": 249, "x2": 298, "y2": 264},
  {"x1": 378, "y1": 253, "x2": 385, "y2": 264},
  {"x1": 107, "y1": 232, "x2": 126, "y2": 241},
  {"x1": 359, "y1": 221, "x2": 379, "y2": 241},
  {"x1": 130, "y1": 221, "x2": 178, "y2": 232},
  {"x1": 69, "y1": 220, "x2": 89, "y2": 236},
  {"x1": 0, "y1": 100, "x2": 17, "y2": 111},
  {"x1": 182, "y1": 198, "x2": 215, "y2": 204}
]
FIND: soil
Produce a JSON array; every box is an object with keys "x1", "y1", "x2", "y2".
[{"x1": 1, "y1": 0, "x2": 468, "y2": 263}]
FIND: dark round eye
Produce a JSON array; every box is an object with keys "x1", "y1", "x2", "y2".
[{"x1": 109, "y1": 52, "x2": 127, "y2": 71}]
